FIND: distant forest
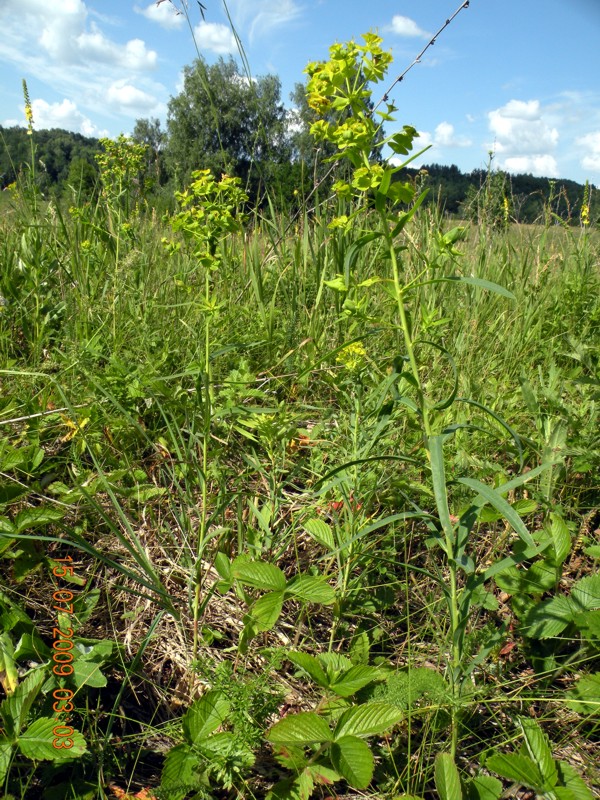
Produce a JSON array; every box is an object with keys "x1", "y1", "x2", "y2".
[{"x1": 1, "y1": 123, "x2": 596, "y2": 225}]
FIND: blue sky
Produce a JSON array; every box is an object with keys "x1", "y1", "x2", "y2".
[{"x1": 1, "y1": 0, "x2": 599, "y2": 184}]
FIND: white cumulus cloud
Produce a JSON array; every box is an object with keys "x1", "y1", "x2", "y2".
[
  {"x1": 488, "y1": 99, "x2": 560, "y2": 176},
  {"x1": 388, "y1": 15, "x2": 431, "y2": 39},
  {"x1": 504, "y1": 155, "x2": 559, "y2": 178},
  {"x1": 576, "y1": 130, "x2": 600, "y2": 173},
  {"x1": 135, "y1": 1, "x2": 184, "y2": 30},
  {"x1": 29, "y1": 98, "x2": 107, "y2": 137},
  {"x1": 105, "y1": 81, "x2": 162, "y2": 116},
  {"x1": 434, "y1": 122, "x2": 471, "y2": 147},
  {"x1": 488, "y1": 99, "x2": 559, "y2": 156},
  {"x1": 194, "y1": 21, "x2": 237, "y2": 55}
]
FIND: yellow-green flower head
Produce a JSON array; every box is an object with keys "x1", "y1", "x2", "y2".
[{"x1": 336, "y1": 341, "x2": 367, "y2": 371}]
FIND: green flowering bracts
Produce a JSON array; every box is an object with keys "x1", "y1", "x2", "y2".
[{"x1": 305, "y1": 32, "x2": 421, "y2": 211}]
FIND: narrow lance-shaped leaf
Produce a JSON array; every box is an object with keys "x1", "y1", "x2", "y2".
[{"x1": 458, "y1": 477, "x2": 536, "y2": 548}]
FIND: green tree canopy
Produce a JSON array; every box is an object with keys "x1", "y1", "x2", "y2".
[{"x1": 166, "y1": 56, "x2": 289, "y2": 201}]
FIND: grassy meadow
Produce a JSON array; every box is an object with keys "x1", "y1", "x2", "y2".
[{"x1": 1, "y1": 38, "x2": 600, "y2": 800}]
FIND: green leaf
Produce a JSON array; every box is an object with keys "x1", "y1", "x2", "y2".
[
  {"x1": 549, "y1": 513, "x2": 571, "y2": 564},
  {"x1": 429, "y1": 435, "x2": 454, "y2": 556},
  {"x1": 73, "y1": 660, "x2": 107, "y2": 688},
  {"x1": 324, "y1": 275, "x2": 348, "y2": 292},
  {"x1": 555, "y1": 761, "x2": 595, "y2": 800},
  {"x1": 330, "y1": 665, "x2": 381, "y2": 698},
  {"x1": 566, "y1": 672, "x2": 600, "y2": 715},
  {"x1": 435, "y1": 753, "x2": 463, "y2": 800},
  {"x1": 267, "y1": 712, "x2": 333, "y2": 746},
  {"x1": 14, "y1": 506, "x2": 65, "y2": 534},
  {"x1": 574, "y1": 610, "x2": 600, "y2": 646},
  {"x1": 183, "y1": 690, "x2": 230, "y2": 744},
  {"x1": 285, "y1": 575, "x2": 335, "y2": 605},
  {"x1": 486, "y1": 752, "x2": 545, "y2": 791},
  {"x1": 334, "y1": 702, "x2": 403, "y2": 738},
  {"x1": 161, "y1": 742, "x2": 203, "y2": 795},
  {"x1": 232, "y1": 557, "x2": 286, "y2": 591},
  {"x1": 523, "y1": 595, "x2": 575, "y2": 639},
  {"x1": 330, "y1": 735, "x2": 373, "y2": 789},
  {"x1": 458, "y1": 477, "x2": 535, "y2": 548},
  {"x1": 465, "y1": 774, "x2": 503, "y2": 800},
  {"x1": 251, "y1": 591, "x2": 284, "y2": 631},
  {"x1": 307, "y1": 761, "x2": 341, "y2": 785},
  {"x1": 18, "y1": 717, "x2": 87, "y2": 760},
  {"x1": 446, "y1": 275, "x2": 516, "y2": 300},
  {"x1": 571, "y1": 575, "x2": 600, "y2": 611},
  {"x1": 0, "y1": 667, "x2": 45, "y2": 736},
  {"x1": 584, "y1": 545, "x2": 600, "y2": 559},
  {"x1": 0, "y1": 632, "x2": 19, "y2": 700},
  {"x1": 519, "y1": 717, "x2": 557, "y2": 789},
  {"x1": 0, "y1": 736, "x2": 12, "y2": 784},
  {"x1": 273, "y1": 744, "x2": 308, "y2": 771},
  {"x1": 302, "y1": 518, "x2": 335, "y2": 551},
  {"x1": 288, "y1": 651, "x2": 329, "y2": 688}
]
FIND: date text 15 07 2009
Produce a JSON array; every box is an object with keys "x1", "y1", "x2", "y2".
[{"x1": 51, "y1": 556, "x2": 80, "y2": 750}]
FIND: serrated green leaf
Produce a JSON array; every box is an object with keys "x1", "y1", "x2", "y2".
[
  {"x1": 285, "y1": 575, "x2": 335, "y2": 605},
  {"x1": 486, "y1": 752, "x2": 545, "y2": 791},
  {"x1": 523, "y1": 595, "x2": 575, "y2": 639},
  {"x1": 556, "y1": 761, "x2": 595, "y2": 799},
  {"x1": 266, "y1": 776, "x2": 305, "y2": 800},
  {"x1": 273, "y1": 744, "x2": 308, "y2": 771},
  {"x1": 0, "y1": 736, "x2": 12, "y2": 784},
  {"x1": 297, "y1": 768, "x2": 315, "y2": 800},
  {"x1": 549, "y1": 513, "x2": 571, "y2": 564},
  {"x1": 435, "y1": 752, "x2": 463, "y2": 800},
  {"x1": 183, "y1": 690, "x2": 230, "y2": 743},
  {"x1": 0, "y1": 667, "x2": 45, "y2": 735},
  {"x1": 330, "y1": 665, "x2": 381, "y2": 698},
  {"x1": 574, "y1": 610, "x2": 600, "y2": 646},
  {"x1": 465, "y1": 774, "x2": 503, "y2": 800},
  {"x1": 161, "y1": 742, "x2": 203, "y2": 794},
  {"x1": 520, "y1": 559, "x2": 560, "y2": 594},
  {"x1": 330, "y1": 735, "x2": 373, "y2": 789},
  {"x1": 519, "y1": 717, "x2": 557, "y2": 789},
  {"x1": 584, "y1": 545, "x2": 600, "y2": 559},
  {"x1": 288, "y1": 651, "x2": 329, "y2": 688},
  {"x1": 267, "y1": 712, "x2": 333, "y2": 745},
  {"x1": 566, "y1": 672, "x2": 600, "y2": 715},
  {"x1": 232, "y1": 558, "x2": 286, "y2": 591},
  {"x1": 317, "y1": 652, "x2": 353, "y2": 675},
  {"x1": 303, "y1": 518, "x2": 335, "y2": 551},
  {"x1": 349, "y1": 630, "x2": 370, "y2": 665},
  {"x1": 307, "y1": 761, "x2": 341, "y2": 785},
  {"x1": 251, "y1": 591, "x2": 284, "y2": 632},
  {"x1": 571, "y1": 575, "x2": 600, "y2": 611},
  {"x1": 334, "y1": 702, "x2": 403, "y2": 738},
  {"x1": 18, "y1": 717, "x2": 87, "y2": 760},
  {"x1": 14, "y1": 506, "x2": 65, "y2": 534}
]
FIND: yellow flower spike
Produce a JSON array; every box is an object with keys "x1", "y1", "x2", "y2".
[{"x1": 22, "y1": 78, "x2": 34, "y2": 134}]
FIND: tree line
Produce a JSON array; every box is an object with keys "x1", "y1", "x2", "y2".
[{"x1": 1, "y1": 55, "x2": 596, "y2": 224}]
